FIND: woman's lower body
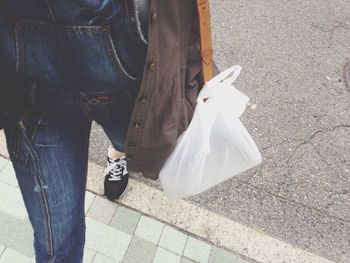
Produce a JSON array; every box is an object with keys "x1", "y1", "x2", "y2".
[
  {"x1": 2, "y1": 1, "x2": 148, "y2": 262},
  {"x1": 4, "y1": 100, "x2": 133, "y2": 262}
]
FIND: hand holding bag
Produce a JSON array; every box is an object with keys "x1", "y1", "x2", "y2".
[{"x1": 159, "y1": 0, "x2": 262, "y2": 200}]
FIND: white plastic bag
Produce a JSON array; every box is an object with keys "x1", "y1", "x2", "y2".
[{"x1": 159, "y1": 65, "x2": 262, "y2": 200}]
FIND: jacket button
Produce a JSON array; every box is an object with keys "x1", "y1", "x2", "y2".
[
  {"x1": 129, "y1": 143, "x2": 135, "y2": 148},
  {"x1": 148, "y1": 62, "x2": 156, "y2": 71},
  {"x1": 139, "y1": 96, "x2": 148, "y2": 103},
  {"x1": 126, "y1": 154, "x2": 133, "y2": 161},
  {"x1": 134, "y1": 122, "x2": 141, "y2": 128},
  {"x1": 151, "y1": 12, "x2": 159, "y2": 23}
]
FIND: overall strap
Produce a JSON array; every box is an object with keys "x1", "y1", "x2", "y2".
[{"x1": 196, "y1": 0, "x2": 213, "y2": 84}]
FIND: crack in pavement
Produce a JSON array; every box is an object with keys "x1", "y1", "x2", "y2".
[
  {"x1": 246, "y1": 124, "x2": 350, "y2": 223},
  {"x1": 236, "y1": 178, "x2": 350, "y2": 224},
  {"x1": 309, "y1": 142, "x2": 349, "y2": 183},
  {"x1": 286, "y1": 124, "x2": 350, "y2": 169},
  {"x1": 311, "y1": 22, "x2": 350, "y2": 49}
]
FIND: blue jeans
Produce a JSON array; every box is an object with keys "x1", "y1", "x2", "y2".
[{"x1": 2, "y1": 1, "x2": 147, "y2": 262}]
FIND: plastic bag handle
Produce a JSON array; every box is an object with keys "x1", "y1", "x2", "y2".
[
  {"x1": 198, "y1": 65, "x2": 242, "y2": 100},
  {"x1": 221, "y1": 65, "x2": 242, "y2": 85},
  {"x1": 208, "y1": 65, "x2": 241, "y2": 86}
]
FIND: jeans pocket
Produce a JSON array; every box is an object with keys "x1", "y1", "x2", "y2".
[
  {"x1": 15, "y1": 19, "x2": 137, "y2": 92},
  {"x1": 4, "y1": 110, "x2": 51, "y2": 168},
  {"x1": 4, "y1": 111, "x2": 31, "y2": 168}
]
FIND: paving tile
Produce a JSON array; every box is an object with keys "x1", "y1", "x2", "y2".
[
  {"x1": 0, "y1": 157, "x2": 8, "y2": 170},
  {"x1": 159, "y1": 226, "x2": 188, "y2": 255},
  {"x1": 235, "y1": 257, "x2": 251, "y2": 263},
  {"x1": 93, "y1": 254, "x2": 118, "y2": 263},
  {"x1": 183, "y1": 237, "x2": 212, "y2": 263},
  {"x1": 181, "y1": 258, "x2": 196, "y2": 263},
  {"x1": 85, "y1": 217, "x2": 131, "y2": 261},
  {"x1": 0, "y1": 163, "x2": 18, "y2": 187},
  {"x1": 85, "y1": 191, "x2": 96, "y2": 215},
  {"x1": 0, "y1": 211, "x2": 34, "y2": 257},
  {"x1": 135, "y1": 216, "x2": 164, "y2": 244},
  {"x1": 87, "y1": 196, "x2": 117, "y2": 225},
  {"x1": 0, "y1": 245, "x2": 5, "y2": 256},
  {"x1": 123, "y1": 236, "x2": 157, "y2": 263},
  {"x1": 0, "y1": 181, "x2": 27, "y2": 220},
  {"x1": 0, "y1": 133, "x2": 7, "y2": 157},
  {"x1": 153, "y1": 247, "x2": 181, "y2": 263},
  {"x1": 209, "y1": 247, "x2": 237, "y2": 263},
  {"x1": 0, "y1": 248, "x2": 34, "y2": 263},
  {"x1": 83, "y1": 248, "x2": 96, "y2": 263},
  {"x1": 110, "y1": 206, "x2": 141, "y2": 235}
]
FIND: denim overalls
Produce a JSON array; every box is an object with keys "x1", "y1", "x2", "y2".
[{"x1": 1, "y1": 1, "x2": 147, "y2": 262}]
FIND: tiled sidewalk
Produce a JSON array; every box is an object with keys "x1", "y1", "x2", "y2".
[{"x1": 0, "y1": 156, "x2": 249, "y2": 263}]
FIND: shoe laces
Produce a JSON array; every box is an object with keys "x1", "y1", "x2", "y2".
[{"x1": 104, "y1": 157, "x2": 127, "y2": 181}]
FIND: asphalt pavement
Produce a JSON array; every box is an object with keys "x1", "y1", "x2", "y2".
[{"x1": 89, "y1": 1, "x2": 350, "y2": 262}]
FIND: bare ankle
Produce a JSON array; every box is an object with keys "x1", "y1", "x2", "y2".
[{"x1": 108, "y1": 146, "x2": 125, "y2": 160}]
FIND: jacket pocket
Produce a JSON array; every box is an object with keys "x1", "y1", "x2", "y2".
[{"x1": 14, "y1": 19, "x2": 137, "y2": 92}]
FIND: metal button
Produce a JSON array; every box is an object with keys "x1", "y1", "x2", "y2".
[
  {"x1": 134, "y1": 122, "x2": 141, "y2": 128},
  {"x1": 88, "y1": 98, "x2": 100, "y2": 105},
  {"x1": 151, "y1": 12, "x2": 159, "y2": 23},
  {"x1": 129, "y1": 143, "x2": 135, "y2": 148},
  {"x1": 148, "y1": 62, "x2": 156, "y2": 71},
  {"x1": 139, "y1": 96, "x2": 148, "y2": 103}
]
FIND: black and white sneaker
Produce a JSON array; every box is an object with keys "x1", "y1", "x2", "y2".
[{"x1": 104, "y1": 156, "x2": 129, "y2": 201}]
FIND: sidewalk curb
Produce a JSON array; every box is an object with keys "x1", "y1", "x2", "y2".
[{"x1": 0, "y1": 132, "x2": 335, "y2": 263}]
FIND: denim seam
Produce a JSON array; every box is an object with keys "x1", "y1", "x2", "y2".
[
  {"x1": 15, "y1": 19, "x2": 109, "y2": 32},
  {"x1": 14, "y1": 23, "x2": 20, "y2": 72},
  {"x1": 131, "y1": 0, "x2": 148, "y2": 45},
  {"x1": 49, "y1": 255, "x2": 57, "y2": 263},
  {"x1": 102, "y1": 104, "x2": 109, "y2": 121},
  {"x1": 123, "y1": 0, "x2": 134, "y2": 40},
  {"x1": 13, "y1": 111, "x2": 39, "y2": 168},
  {"x1": 7, "y1": 111, "x2": 32, "y2": 167},
  {"x1": 19, "y1": 121, "x2": 54, "y2": 257},
  {"x1": 103, "y1": 26, "x2": 138, "y2": 81},
  {"x1": 80, "y1": 104, "x2": 93, "y2": 122},
  {"x1": 124, "y1": 0, "x2": 145, "y2": 45},
  {"x1": 46, "y1": 0, "x2": 57, "y2": 22},
  {"x1": 14, "y1": 23, "x2": 23, "y2": 72},
  {"x1": 14, "y1": 19, "x2": 138, "y2": 82},
  {"x1": 30, "y1": 113, "x2": 47, "y2": 142},
  {"x1": 20, "y1": 25, "x2": 25, "y2": 72}
]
